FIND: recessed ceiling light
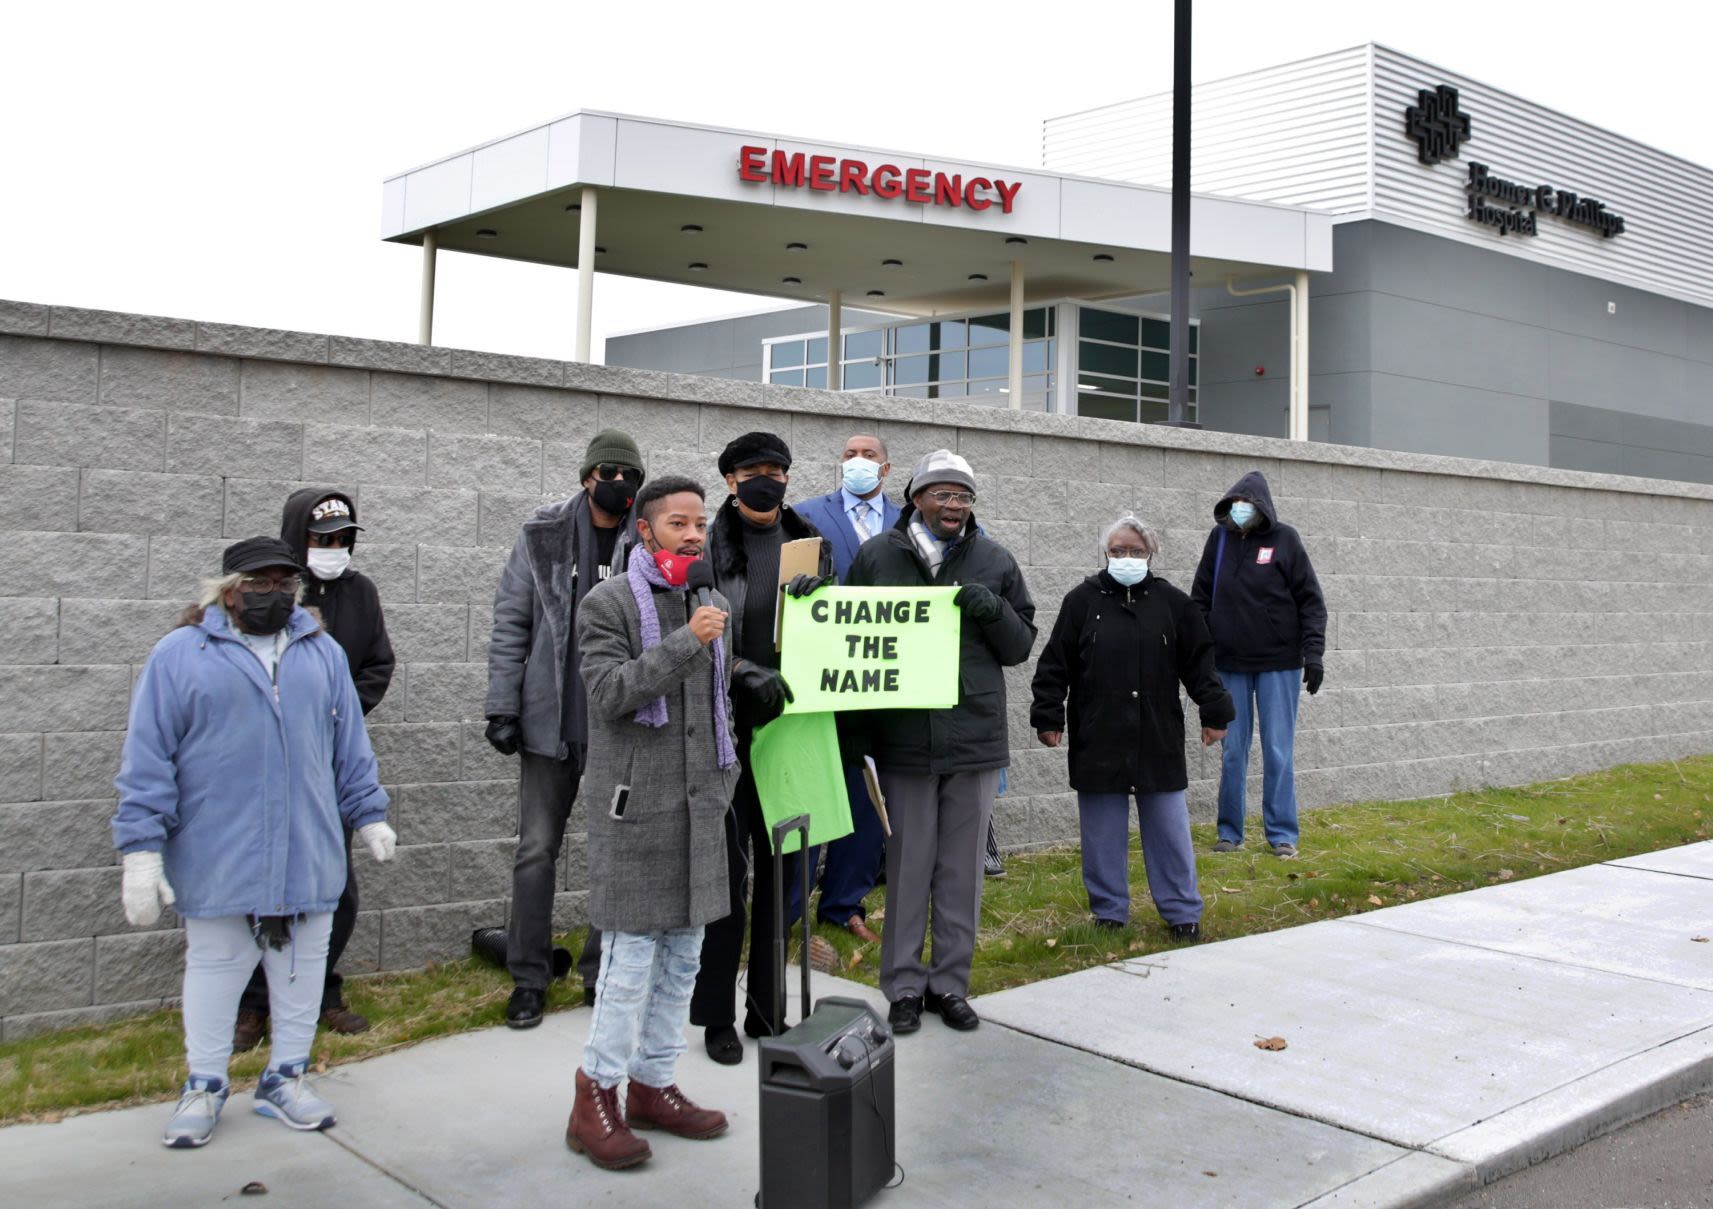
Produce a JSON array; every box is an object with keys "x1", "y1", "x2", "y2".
[
  {"x1": 595, "y1": 246, "x2": 607, "y2": 254},
  {"x1": 1005, "y1": 236, "x2": 1028, "y2": 246},
  {"x1": 1093, "y1": 253, "x2": 1115, "y2": 262},
  {"x1": 688, "y1": 262, "x2": 708, "y2": 271},
  {"x1": 866, "y1": 290, "x2": 885, "y2": 297},
  {"x1": 782, "y1": 276, "x2": 802, "y2": 285},
  {"x1": 882, "y1": 258, "x2": 902, "y2": 268},
  {"x1": 968, "y1": 273, "x2": 988, "y2": 282},
  {"x1": 564, "y1": 203, "x2": 581, "y2": 212},
  {"x1": 476, "y1": 229, "x2": 498, "y2": 239},
  {"x1": 786, "y1": 242, "x2": 808, "y2": 252},
  {"x1": 681, "y1": 224, "x2": 703, "y2": 234}
]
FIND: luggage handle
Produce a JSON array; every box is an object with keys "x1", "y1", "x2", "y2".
[{"x1": 770, "y1": 814, "x2": 813, "y2": 1033}]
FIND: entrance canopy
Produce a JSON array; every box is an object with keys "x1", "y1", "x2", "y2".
[{"x1": 381, "y1": 111, "x2": 1334, "y2": 316}]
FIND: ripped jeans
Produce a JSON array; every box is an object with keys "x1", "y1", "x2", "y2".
[{"x1": 581, "y1": 926, "x2": 705, "y2": 1089}]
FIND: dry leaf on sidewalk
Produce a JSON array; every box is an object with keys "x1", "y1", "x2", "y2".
[
  {"x1": 1692, "y1": 936, "x2": 1710, "y2": 943},
  {"x1": 1254, "y1": 1036, "x2": 1288, "y2": 1051},
  {"x1": 1366, "y1": 894, "x2": 1384, "y2": 906}
]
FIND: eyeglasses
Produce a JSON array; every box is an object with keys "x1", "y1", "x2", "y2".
[
  {"x1": 307, "y1": 532, "x2": 354, "y2": 548},
  {"x1": 923, "y1": 490, "x2": 975, "y2": 506},
  {"x1": 1107, "y1": 547, "x2": 1150, "y2": 559},
  {"x1": 238, "y1": 575, "x2": 300, "y2": 594},
  {"x1": 595, "y1": 464, "x2": 643, "y2": 484}
]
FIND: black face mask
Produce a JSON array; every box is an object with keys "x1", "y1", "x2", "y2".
[
  {"x1": 238, "y1": 590, "x2": 295, "y2": 636},
  {"x1": 591, "y1": 478, "x2": 635, "y2": 516},
  {"x1": 735, "y1": 476, "x2": 788, "y2": 513}
]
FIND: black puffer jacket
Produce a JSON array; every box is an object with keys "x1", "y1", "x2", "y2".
[
  {"x1": 1031, "y1": 570, "x2": 1233, "y2": 794},
  {"x1": 1189, "y1": 471, "x2": 1326, "y2": 674},
  {"x1": 280, "y1": 488, "x2": 395, "y2": 715},
  {"x1": 844, "y1": 509, "x2": 1036, "y2": 774}
]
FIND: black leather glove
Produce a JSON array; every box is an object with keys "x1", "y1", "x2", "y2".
[
  {"x1": 954, "y1": 582, "x2": 1003, "y2": 625},
  {"x1": 732, "y1": 662, "x2": 794, "y2": 724},
  {"x1": 784, "y1": 572, "x2": 835, "y2": 599},
  {"x1": 1303, "y1": 664, "x2": 1324, "y2": 695},
  {"x1": 484, "y1": 715, "x2": 521, "y2": 756}
]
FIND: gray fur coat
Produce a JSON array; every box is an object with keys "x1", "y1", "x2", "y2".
[{"x1": 576, "y1": 575, "x2": 739, "y2": 932}]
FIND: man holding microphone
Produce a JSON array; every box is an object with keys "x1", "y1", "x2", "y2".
[{"x1": 565, "y1": 475, "x2": 738, "y2": 1170}]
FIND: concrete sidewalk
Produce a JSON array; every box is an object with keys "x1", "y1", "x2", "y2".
[{"x1": 4, "y1": 842, "x2": 1711, "y2": 1209}]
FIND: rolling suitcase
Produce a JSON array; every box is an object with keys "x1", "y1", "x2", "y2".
[{"x1": 756, "y1": 814, "x2": 897, "y2": 1209}]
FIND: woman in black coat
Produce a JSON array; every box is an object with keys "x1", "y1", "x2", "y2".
[{"x1": 1030, "y1": 516, "x2": 1234, "y2": 936}]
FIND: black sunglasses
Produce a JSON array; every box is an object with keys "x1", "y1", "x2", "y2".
[{"x1": 595, "y1": 464, "x2": 643, "y2": 484}]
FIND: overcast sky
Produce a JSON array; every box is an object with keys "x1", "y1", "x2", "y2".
[{"x1": 3, "y1": 1, "x2": 1704, "y2": 362}]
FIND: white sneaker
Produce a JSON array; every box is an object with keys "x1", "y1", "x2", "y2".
[
  {"x1": 163, "y1": 1077, "x2": 228, "y2": 1148},
  {"x1": 253, "y1": 1063, "x2": 336, "y2": 1131}
]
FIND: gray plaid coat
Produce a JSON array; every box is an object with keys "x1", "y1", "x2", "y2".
[{"x1": 575, "y1": 575, "x2": 738, "y2": 933}]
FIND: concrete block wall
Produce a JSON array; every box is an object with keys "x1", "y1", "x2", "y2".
[{"x1": 3, "y1": 299, "x2": 1712, "y2": 1038}]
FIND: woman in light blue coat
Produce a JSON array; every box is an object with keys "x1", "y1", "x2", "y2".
[{"x1": 112, "y1": 536, "x2": 394, "y2": 1150}]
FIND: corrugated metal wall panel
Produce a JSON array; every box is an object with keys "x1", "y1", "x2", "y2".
[
  {"x1": 1044, "y1": 46, "x2": 1373, "y2": 212},
  {"x1": 1371, "y1": 45, "x2": 1713, "y2": 307}
]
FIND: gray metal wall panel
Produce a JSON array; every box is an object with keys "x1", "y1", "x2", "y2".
[{"x1": 1369, "y1": 375, "x2": 1549, "y2": 466}]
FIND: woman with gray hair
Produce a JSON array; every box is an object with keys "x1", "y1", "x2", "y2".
[{"x1": 1029, "y1": 516, "x2": 1234, "y2": 936}]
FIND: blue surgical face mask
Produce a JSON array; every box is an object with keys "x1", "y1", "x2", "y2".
[
  {"x1": 841, "y1": 456, "x2": 882, "y2": 496},
  {"x1": 1229, "y1": 501, "x2": 1257, "y2": 529},
  {"x1": 1107, "y1": 557, "x2": 1149, "y2": 586}
]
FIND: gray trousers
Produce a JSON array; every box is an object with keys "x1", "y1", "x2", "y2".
[
  {"x1": 510, "y1": 751, "x2": 601, "y2": 990},
  {"x1": 877, "y1": 769, "x2": 1001, "y2": 1001}
]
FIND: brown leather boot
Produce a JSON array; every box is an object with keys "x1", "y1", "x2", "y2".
[
  {"x1": 232, "y1": 1009, "x2": 267, "y2": 1053},
  {"x1": 626, "y1": 1080, "x2": 729, "y2": 1140},
  {"x1": 566, "y1": 1068, "x2": 651, "y2": 1169}
]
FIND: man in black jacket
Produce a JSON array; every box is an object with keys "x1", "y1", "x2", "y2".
[
  {"x1": 1190, "y1": 470, "x2": 1327, "y2": 860},
  {"x1": 234, "y1": 488, "x2": 396, "y2": 1051},
  {"x1": 690, "y1": 431, "x2": 833, "y2": 1065},
  {"x1": 845, "y1": 449, "x2": 1036, "y2": 1036}
]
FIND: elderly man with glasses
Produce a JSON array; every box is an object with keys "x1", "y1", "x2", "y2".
[
  {"x1": 486, "y1": 429, "x2": 646, "y2": 1027},
  {"x1": 842, "y1": 449, "x2": 1037, "y2": 1036},
  {"x1": 113, "y1": 536, "x2": 394, "y2": 1149}
]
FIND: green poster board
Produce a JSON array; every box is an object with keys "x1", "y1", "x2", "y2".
[
  {"x1": 779, "y1": 586, "x2": 961, "y2": 715},
  {"x1": 750, "y1": 710, "x2": 853, "y2": 854}
]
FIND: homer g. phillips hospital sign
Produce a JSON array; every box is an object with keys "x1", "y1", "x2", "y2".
[{"x1": 739, "y1": 145, "x2": 1023, "y2": 213}]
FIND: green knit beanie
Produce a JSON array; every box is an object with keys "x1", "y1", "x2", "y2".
[{"x1": 579, "y1": 429, "x2": 645, "y2": 482}]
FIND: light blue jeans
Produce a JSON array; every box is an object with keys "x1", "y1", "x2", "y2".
[
  {"x1": 582, "y1": 926, "x2": 704, "y2": 1089},
  {"x1": 182, "y1": 913, "x2": 332, "y2": 1082},
  {"x1": 1217, "y1": 668, "x2": 1302, "y2": 848}
]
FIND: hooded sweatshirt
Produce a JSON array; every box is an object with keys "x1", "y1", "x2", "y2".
[
  {"x1": 280, "y1": 488, "x2": 396, "y2": 714},
  {"x1": 1189, "y1": 470, "x2": 1327, "y2": 674}
]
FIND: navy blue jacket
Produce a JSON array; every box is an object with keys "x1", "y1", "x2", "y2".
[
  {"x1": 1190, "y1": 470, "x2": 1327, "y2": 674},
  {"x1": 792, "y1": 488, "x2": 901, "y2": 582}
]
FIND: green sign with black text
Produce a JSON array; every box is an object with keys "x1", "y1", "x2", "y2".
[{"x1": 779, "y1": 586, "x2": 960, "y2": 714}]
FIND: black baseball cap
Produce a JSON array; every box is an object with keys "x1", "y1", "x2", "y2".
[
  {"x1": 222, "y1": 536, "x2": 306, "y2": 575},
  {"x1": 307, "y1": 495, "x2": 364, "y2": 535}
]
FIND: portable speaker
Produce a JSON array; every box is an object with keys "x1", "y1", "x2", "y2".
[{"x1": 755, "y1": 815, "x2": 896, "y2": 1209}]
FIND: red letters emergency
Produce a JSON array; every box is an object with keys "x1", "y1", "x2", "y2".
[{"x1": 738, "y1": 146, "x2": 1021, "y2": 215}]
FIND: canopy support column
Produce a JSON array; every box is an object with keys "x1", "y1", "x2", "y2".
[
  {"x1": 575, "y1": 186, "x2": 597, "y2": 363},
  {"x1": 417, "y1": 229, "x2": 437, "y2": 346},
  {"x1": 826, "y1": 291, "x2": 842, "y2": 391},
  {"x1": 1292, "y1": 270, "x2": 1311, "y2": 441},
  {"x1": 1008, "y1": 260, "x2": 1024, "y2": 410}
]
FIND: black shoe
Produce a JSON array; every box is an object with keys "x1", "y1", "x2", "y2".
[
  {"x1": 704, "y1": 1025, "x2": 744, "y2": 1065},
  {"x1": 582, "y1": 984, "x2": 596, "y2": 1008},
  {"x1": 1168, "y1": 922, "x2": 1202, "y2": 943},
  {"x1": 887, "y1": 997, "x2": 923, "y2": 1035},
  {"x1": 982, "y1": 850, "x2": 1006, "y2": 879},
  {"x1": 924, "y1": 991, "x2": 980, "y2": 1031},
  {"x1": 505, "y1": 986, "x2": 546, "y2": 1029},
  {"x1": 1093, "y1": 917, "x2": 1125, "y2": 931}
]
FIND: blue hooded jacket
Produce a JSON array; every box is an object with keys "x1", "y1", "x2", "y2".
[{"x1": 111, "y1": 603, "x2": 390, "y2": 919}]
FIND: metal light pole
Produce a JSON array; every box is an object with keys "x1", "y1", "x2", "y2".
[{"x1": 1165, "y1": 0, "x2": 1199, "y2": 427}]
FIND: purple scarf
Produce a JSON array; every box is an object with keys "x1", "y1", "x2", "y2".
[{"x1": 625, "y1": 553, "x2": 736, "y2": 770}]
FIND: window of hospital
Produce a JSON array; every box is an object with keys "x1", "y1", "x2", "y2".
[{"x1": 1074, "y1": 306, "x2": 1197, "y2": 425}]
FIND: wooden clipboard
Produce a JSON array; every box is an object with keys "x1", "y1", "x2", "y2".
[{"x1": 773, "y1": 536, "x2": 823, "y2": 651}]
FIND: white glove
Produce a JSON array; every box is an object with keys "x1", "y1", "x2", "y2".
[
  {"x1": 121, "y1": 851, "x2": 175, "y2": 927},
  {"x1": 358, "y1": 821, "x2": 397, "y2": 863}
]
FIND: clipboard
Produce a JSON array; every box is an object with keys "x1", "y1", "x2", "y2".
[
  {"x1": 862, "y1": 756, "x2": 892, "y2": 838},
  {"x1": 773, "y1": 536, "x2": 823, "y2": 650}
]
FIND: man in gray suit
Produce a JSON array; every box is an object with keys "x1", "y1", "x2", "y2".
[{"x1": 566, "y1": 475, "x2": 737, "y2": 1171}]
